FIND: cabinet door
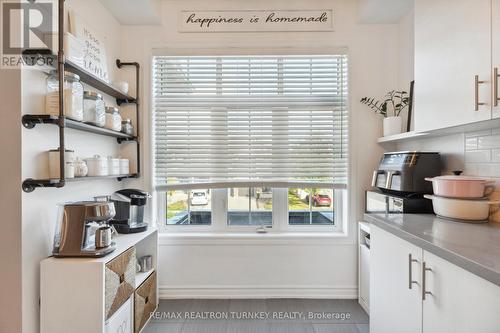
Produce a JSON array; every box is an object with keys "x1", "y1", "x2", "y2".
[
  {"x1": 422, "y1": 251, "x2": 500, "y2": 333},
  {"x1": 370, "y1": 225, "x2": 422, "y2": 333},
  {"x1": 414, "y1": 0, "x2": 492, "y2": 131},
  {"x1": 359, "y1": 243, "x2": 370, "y2": 310},
  {"x1": 493, "y1": 0, "x2": 500, "y2": 118}
]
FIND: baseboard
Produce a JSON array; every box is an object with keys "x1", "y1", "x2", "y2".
[{"x1": 159, "y1": 285, "x2": 358, "y2": 299}]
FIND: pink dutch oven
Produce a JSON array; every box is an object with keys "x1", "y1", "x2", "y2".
[{"x1": 425, "y1": 175, "x2": 496, "y2": 199}]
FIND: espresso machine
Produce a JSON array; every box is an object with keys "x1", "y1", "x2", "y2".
[
  {"x1": 109, "y1": 189, "x2": 150, "y2": 233},
  {"x1": 52, "y1": 201, "x2": 116, "y2": 257}
]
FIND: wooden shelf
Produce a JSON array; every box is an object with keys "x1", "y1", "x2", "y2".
[
  {"x1": 66, "y1": 174, "x2": 139, "y2": 182},
  {"x1": 65, "y1": 60, "x2": 136, "y2": 105},
  {"x1": 377, "y1": 131, "x2": 429, "y2": 143},
  {"x1": 22, "y1": 115, "x2": 137, "y2": 142},
  {"x1": 22, "y1": 174, "x2": 139, "y2": 192},
  {"x1": 21, "y1": 49, "x2": 136, "y2": 104}
]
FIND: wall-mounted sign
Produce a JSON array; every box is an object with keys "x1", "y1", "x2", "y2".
[
  {"x1": 178, "y1": 10, "x2": 334, "y2": 33},
  {"x1": 68, "y1": 11, "x2": 109, "y2": 83}
]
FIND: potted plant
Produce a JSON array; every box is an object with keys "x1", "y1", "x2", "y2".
[{"x1": 360, "y1": 90, "x2": 409, "y2": 137}]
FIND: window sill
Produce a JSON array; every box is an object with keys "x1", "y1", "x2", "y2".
[{"x1": 158, "y1": 230, "x2": 354, "y2": 245}]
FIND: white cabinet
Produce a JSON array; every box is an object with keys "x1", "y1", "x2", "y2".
[
  {"x1": 370, "y1": 225, "x2": 422, "y2": 333},
  {"x1": 493, "y1": 0, "x2": 500, "y2": 118},
  {"x1": 371, "y1": 226, "x2": 500, "y2": 333},
  {"x1": 414, "y1": 0, "x2": 492, "y2": 131},
  {"x1": 422, "y1": 251, "x2": 500, "y2": 333},
  {"x1": 359, "y1": 244, "x2": 370, "y2": 310}
]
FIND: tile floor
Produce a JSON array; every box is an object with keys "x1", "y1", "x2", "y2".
[{"x1": 144, "y1": 299, "x2": 369, "y2": 333}]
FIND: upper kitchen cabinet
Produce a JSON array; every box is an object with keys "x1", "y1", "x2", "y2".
[
  {"x1": 414, "y1": 0, "x2": 492, "y2": 131},
  {"x1": 493, "y1": 0, "x2": 500, "y2": 118}
]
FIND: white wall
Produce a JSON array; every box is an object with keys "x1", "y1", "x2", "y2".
[
  {"x1": 20, "y1": 1, "x2": 132, "y2": 332},
  {"x1": 121, "y1": 0, "x2": 400, "y2": 298}
]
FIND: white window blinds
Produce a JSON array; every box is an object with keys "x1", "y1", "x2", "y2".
[{"x1": 153, "y1": 55, "x2": 348, "y2": 186}]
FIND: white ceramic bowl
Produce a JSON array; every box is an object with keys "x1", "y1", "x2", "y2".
[{"x1": 424, "y1": 195, "x2": 500, "y2": 222}]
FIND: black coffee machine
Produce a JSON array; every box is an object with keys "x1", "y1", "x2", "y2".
[{"x1": 110, "y1": 189, "x2": 151, "y2": 233}]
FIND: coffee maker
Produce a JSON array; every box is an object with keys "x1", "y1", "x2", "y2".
[
  {"x1": 52, "y1": 201, "x2": 116, "y2": 257},
  {"x1": 109, "y1": 189, "x2": 150, "y2": 233}
]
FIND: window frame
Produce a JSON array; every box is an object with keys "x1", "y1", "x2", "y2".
[{"x1": 151, "y1": 48, "x2": 350, "y2": 235}]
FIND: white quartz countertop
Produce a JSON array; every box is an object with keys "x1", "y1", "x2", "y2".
[{"x1": 364, "y1": 213, "x2": 500, "y2": 287}]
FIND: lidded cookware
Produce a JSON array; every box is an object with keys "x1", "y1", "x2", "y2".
[{"x1": 425, "y1": 171, "x2": 495, "y2": 199}]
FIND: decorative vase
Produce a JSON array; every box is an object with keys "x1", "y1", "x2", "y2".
[{"x1": 383, "y1": 116, "x2": 403, "y2": 137}]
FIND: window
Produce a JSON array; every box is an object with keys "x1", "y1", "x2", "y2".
[{"x1": 153, "y1": 53, "x2": 348, "y2": 232}]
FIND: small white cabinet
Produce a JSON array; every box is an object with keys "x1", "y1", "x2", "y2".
[
  {"x1": 370, "y1": 225, "x2": 422, "y2": 333},
  {"x1": 414, "y1": 0, "x2": 492, "y2": 131},
  {"x1": 358, "y1": 222, "x2": 371, "y2": 313},
  {"x1": 371, "y1": 226, "x2": 500, "y2": 333}
]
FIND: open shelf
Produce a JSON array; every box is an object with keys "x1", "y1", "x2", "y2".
[
  {"x1": 22, "y1": 115, "x2": 137, "y2": 142},
  {"x1": 21, "y1": 49, "x2": 136, "y2": 104},
  {"x1": 22, "y1": 174, "x2": 139, "y2": 192}
]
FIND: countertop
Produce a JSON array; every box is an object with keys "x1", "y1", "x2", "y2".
[{"x1": 364, "y1": 213, "x2": 500, "y2": 287}]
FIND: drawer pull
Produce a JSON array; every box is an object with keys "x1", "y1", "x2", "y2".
[
  {"x1": 119, "y1": 273, "x2": 125, "y2": 284},
  {"x1": 144, "y1": 296, "x2": 149, "y2": 304}
]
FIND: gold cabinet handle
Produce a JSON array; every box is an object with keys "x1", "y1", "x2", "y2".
[
  {"x1": 422, "y1": 261, "x2": 433, "y2": 300},
  {"x1": 408, "y1": 254, "x2": 419, "y2": 289},
  {"x1": 494, "y1": 68, "x2": 499, "y2": 107},
  {"x1": 475, "y1": 75, "x2": 486, "y2": 111}
]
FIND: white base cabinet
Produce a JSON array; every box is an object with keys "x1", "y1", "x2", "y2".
[{"x1": 371, "y1": 225, "x2": 500, "y2": 333}]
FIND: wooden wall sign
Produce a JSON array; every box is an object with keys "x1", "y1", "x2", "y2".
[{"x1": 178, "y1": 10, "x2": 334, "y2": 33}]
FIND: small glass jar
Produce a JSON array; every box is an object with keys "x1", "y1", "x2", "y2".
[
  {"x1": 105, "y1": 106, "x2": 122, "y2": 132},
  {"x1": 121, "y1": 118, "x2": 134, "y2": 136},
  {"x1": 45, "y1": 71, "x2": 84, "y2": 121},
  {"x1": 83, "y1": 91, "x2": 105, "y2": 127}
]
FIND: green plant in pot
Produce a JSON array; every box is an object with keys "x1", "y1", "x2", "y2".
[{"x1": 360, "y1": 90, "x2": 409, "y2": 137}]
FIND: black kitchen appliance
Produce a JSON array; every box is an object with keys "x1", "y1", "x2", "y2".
[
  {"x1": 109, "y1": 189, "x2": 151, "y2": 233},
  {"x1": 372, "y1": 151, "x2": 441, "y2": 195},
  {"x1": 365, "y1": 190, "x2": 434, "y2": 214}
]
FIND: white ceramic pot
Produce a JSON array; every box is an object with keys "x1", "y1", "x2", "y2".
[
  {"x1": 424, "y1": 195, "x2": 500, "y2": 222},
  {"x1": 84, "y1": 155, "x2": 108, "y2": 177},
  {"x1": 383, "y1": 116, "x2": 403, "y2": 137},
  {"x1": 119, "y1": 158, "x2": 130, "y2": 175},
  {"x1": 107, "y1": 157, "x2": 120, "y2": 176},
  {"x1": 425, "y1": 175, "x2": 495, "y2": 199}
]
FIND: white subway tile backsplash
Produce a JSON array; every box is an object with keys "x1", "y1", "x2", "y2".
[
  {"x1": 465, "y1": 150, "x2": 491, "y2": 163},
  {"x1": 476, "y1": 164, "x2": 500, "y2": 177},
  {"x1": 465, "y1": 129, "x2": 492, "y2": 138},
  {"x1": 477, "y1": 135, "x2": 500, "y2": 149}
]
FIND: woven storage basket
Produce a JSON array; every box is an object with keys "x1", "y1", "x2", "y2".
[
  {"x1": 134, "y1": 271, "x2": 157, "y2": 333},
  {"x1": 105, "y1": 247, "x2": 136, "y2": 319}
]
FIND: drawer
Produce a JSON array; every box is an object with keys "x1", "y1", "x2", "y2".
[
  {"x1": 106, "y1": 297, "x2": 132, "y2": 333},
  {"x1": 105, "y1": 247, "x2": 136, "y2": 320},
  {"x1": 134, "y1": 271, "x2": 157, "y2": 333}
]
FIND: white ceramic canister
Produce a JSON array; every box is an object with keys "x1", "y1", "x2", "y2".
[
  {"x1": 107, "y1": 157, "x2": 120, "y2": 175},
  {"x1": 104, "y1": 106, "x2": 122, "y2": 132},
  {"x1": 84, "y1": 155, "x2": 108, "y2": 176},
  {"x1": 119, "y1": 158, "x2": 130, "y2": 175},
  {"x1": 49, "y1": 149, "x2": 75, "y2": 179}
]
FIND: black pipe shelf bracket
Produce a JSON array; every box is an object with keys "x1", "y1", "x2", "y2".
[{"x1": 21, "y1": 0, "x2": 142, "y2": 192}]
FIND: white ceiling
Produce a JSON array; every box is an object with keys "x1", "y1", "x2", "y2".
[
  {"x1": 357, "y1": 0, "x2": 414, "y2": 23},
  {"x1": 99, "y1": 0, "x2": 162, "y2": 25}
]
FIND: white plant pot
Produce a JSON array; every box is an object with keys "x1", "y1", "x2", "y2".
[{"x1": 383, "y1": 116, "x2": 403, "y2": 137}]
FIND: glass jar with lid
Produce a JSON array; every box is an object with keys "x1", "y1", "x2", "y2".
[
  {"x1": 121, "y1": 118, "x2": 134, "y2": 136},
  {"x1": 45, "y1": 71, "x2": 84, "y2": 121},
  {"x1": 104, "y1": 106, "x2": 122, "y2": 132},
  {"x1": 83, "y1": 91, "x2": 105, "y2": 127}
]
